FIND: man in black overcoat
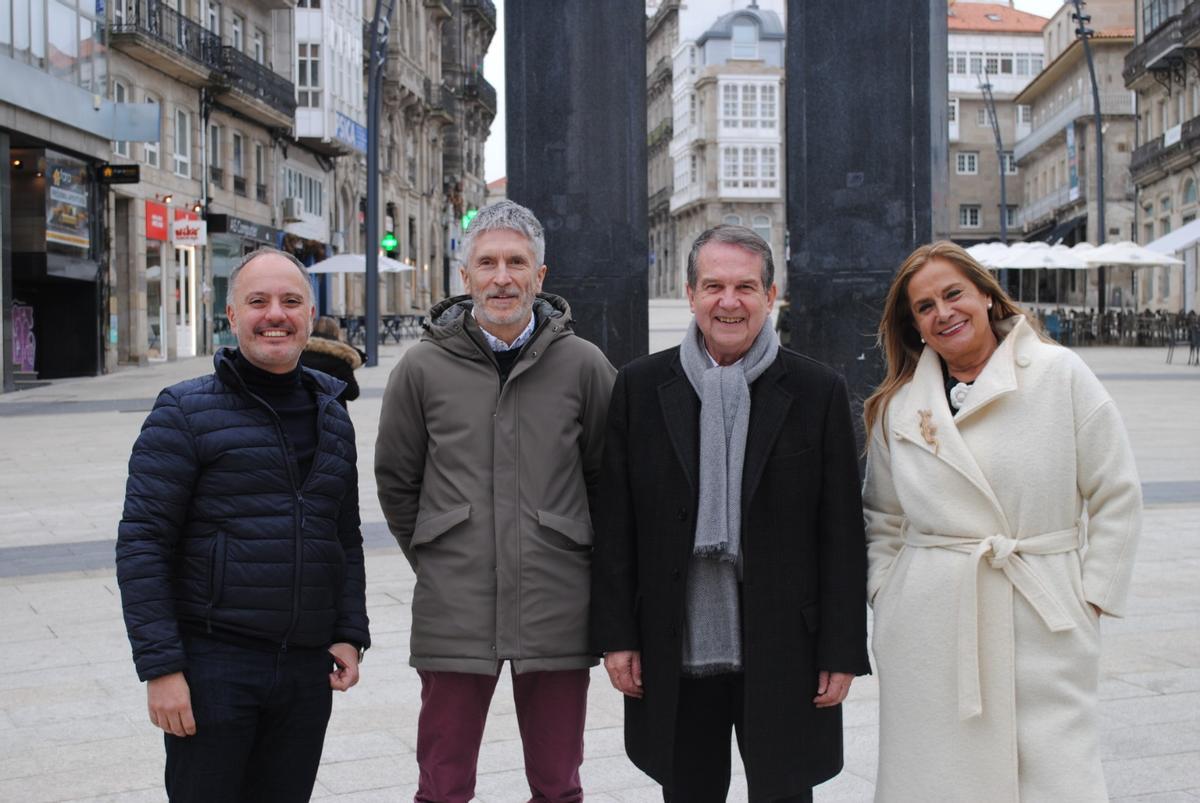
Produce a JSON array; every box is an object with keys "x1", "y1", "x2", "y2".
[{"x1": 591, "y1": 225, "x2": 870, "y2": 801}]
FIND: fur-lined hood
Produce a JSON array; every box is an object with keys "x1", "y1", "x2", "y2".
[{"x1": 304, "y1": 334, "x2": 363, "y2": 369}]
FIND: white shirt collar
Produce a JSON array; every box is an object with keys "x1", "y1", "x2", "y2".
[
  {"x1": 705, "y1": 345, "x2": 743, "y2": 368},
  {"x1": 473, "y1": 310, "x2": 537, "y2": 352}
]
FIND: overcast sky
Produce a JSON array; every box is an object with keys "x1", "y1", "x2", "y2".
[{"x1": 482, "y1": 1, "x2": 1071, "y2": 182}]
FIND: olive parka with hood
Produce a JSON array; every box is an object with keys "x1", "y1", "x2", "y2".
[{"x1": 375, "y1": 293, "x2": 616, "y2": 674}]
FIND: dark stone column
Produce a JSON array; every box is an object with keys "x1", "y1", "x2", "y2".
[
  {"x1": 785, "y1": 0, "x2": 948, "y2": 418},
  {"x1": 506, "y1": 0, "x2": 648, "y2": 367}
]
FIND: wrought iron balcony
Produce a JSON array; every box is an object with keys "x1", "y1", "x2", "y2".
[
  {"x1": 217, "y1": 45, "x2": 297, "y2": 124},
  {"x1": 648, "y1": 186, "x2": 671, "y2": 214},
  {"x1": 424, "y1": 78, "x2": 457, "y2": 121},
  {"x1": 256, "y1": 183, "x2": 268, "y2": 203},
  {"x1": 233, "y1": 175, "x2": 247, "y2": 196},
  {"x1": 463, "y1": 0, "x2": 497, "y2": 29},
  {"x1": 209, "y1": 165, "x2": 224, "y2": 186},
  {"x1": 110, "y1": 0, "x2": 221, "y2": 84},
  {"x1": 648, "y1": 120, "x2": 673, "y2": 150},
  {"x1": 1130, "y1": 115, "x2": 1200, "y2": 183},
  {"x1": 463, "y1": 72, "x2": 497, "y2": 115},
  {"x1": 1183, "y1": 1, "x2": 1200, "y2": 45},
  {"x1": 1124, "y1": 15, "x2": 1183, "y2": 89},
  {"x1": 648, "y1": 56, "x2": 670, "y2": 90}
]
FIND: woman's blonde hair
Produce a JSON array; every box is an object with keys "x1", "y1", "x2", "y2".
[{"x1": 863, "y1": 240, "x2": 1047, "y2": 436}]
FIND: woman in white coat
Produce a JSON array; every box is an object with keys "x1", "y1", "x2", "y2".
[{"x1": 863, "y1": 242, "x2": 1142, "y2": 802}]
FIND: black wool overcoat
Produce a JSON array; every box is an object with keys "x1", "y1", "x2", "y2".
[{"x1": 590, "y1": 346, "x2": 872, "y2": 798}]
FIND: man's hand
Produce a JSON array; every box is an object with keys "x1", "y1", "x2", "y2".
[
  {"x1": 147, "y1": 672, "x2": 196, "y2": 737},
  {"x1": 328, "y1": 643, "x2": 361, "y2": 691},
  {"x1": 604, "y1": 650, "x2": 644, "y2": 699},
  {"x1": 813, "y1": 671, "x2": 854, "y2": 708}
]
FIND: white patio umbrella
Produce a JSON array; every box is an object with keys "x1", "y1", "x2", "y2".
[
  {"x1": 993, "y1": 243, "x2": 1091, "y2": 304},
  {"x1": 966, "y1": 241, "x2": 1010, "y2": 268},
  {"x1": 1083, "y1": 241, "x2": 1184, "y2": 268},
  {"x1": 306, "y1": 253, "x2": 414, "y2": 274}
]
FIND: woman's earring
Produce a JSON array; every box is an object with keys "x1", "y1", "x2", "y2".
[
  {"x1": 988, "y1": 301, "x2": 994, "y2": 309},
  {"x1": 920, "y1": 337, "x2": 926, "y2": 344}
]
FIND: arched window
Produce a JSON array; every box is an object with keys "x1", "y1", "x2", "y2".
[
  {"x1": 732, "y1": 20, "x2": 758, "y2": 59},
  {"x1": 752, "y1": 214, "x2": 771, "y2": 244},
  {"x1": 723, "y1": 214, "x2": 742, "y2": 226},
  {"x1": 1184, "y1": 178, "x2": 1198, "y2": 206}
]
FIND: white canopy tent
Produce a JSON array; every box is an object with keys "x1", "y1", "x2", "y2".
[{"x1": 306, "y1": 253, "x2": 414, "y2": 274}]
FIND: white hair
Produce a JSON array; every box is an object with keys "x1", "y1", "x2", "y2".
[{"x1": 461, "y1": 200, "x2": 546, "y2": 266}]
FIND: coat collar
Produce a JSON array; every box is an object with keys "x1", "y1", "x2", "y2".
[
  {"x1": 887, "y1": 316, "x2": 1035, "y2": 532},
  {"x1": 658, "y1": 349, "x2": 792, "y2": 502}
]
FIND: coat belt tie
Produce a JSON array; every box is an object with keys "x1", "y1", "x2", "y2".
[{"x1": 902, "y1": 527, "x2": 1081, "y2": 720}]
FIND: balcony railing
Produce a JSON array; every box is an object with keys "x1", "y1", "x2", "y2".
[
  {"x1": 424, "y1": 77, "x2": 457, "y2": 117},
  {"x1": 218, "y1": 45, "x2": 297, "y2": 119},
  {"x1": 1124, "y1": 15, "x2": 1183, "y2": 87},
  {"x1": 209, "y1": 165, "x2": 224, "y2": 186},
  {"x1": 648, "y1": 186, "x2": 671, "y2": 213},
  {"x1": 1013, "y1": 91, "x2": 1135, "y2": 162},
  {"x1": 648, "y1": 56, "x2": 670, "y2": 89},
  {"x1": 1183, "y1": 1, "x2": 1200, "y2": 44},
  {"x1": 1130, "y1": 115, "x2": 1200, "y2": 181},
  {"x1": 463, "y1": 0, "x2": 497, "y2": 28},
  {"x1": 1017, "y1": 185, "x2": 1079, "y2": 228},
  {"x1": 256, "y1": 183, "x2": 267, "y2": 203},
  {"x1": 648, "y1": 119, "x2": 673, "y2": 149},
  {"x1": 110, "y1": 0, "x2": 222, "y2": 71},
  {"x1": 233, "y1": 175, "x2": 247, "y2": 196},
  {"x1": 464, "y1": 73, "x2": 497, "y2": 114}
]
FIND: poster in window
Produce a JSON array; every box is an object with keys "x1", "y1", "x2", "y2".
[
  {"x1": 1066, "y1": 123, "x2": 1079, "y2": 203},
  {"x1": 45, "y1": 151, "x2": 90, "y2": 250}
]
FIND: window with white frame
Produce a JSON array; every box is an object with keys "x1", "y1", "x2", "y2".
[
  {"x1": 723, "y1": 214, "x2": 742, "y2": 225},
  {"x1": 721, "y1": 82, "x2": 778, "y2": 129},
  {"x1": 690, "y1": 153, "x2": 698, "y2": 184},
  {"x1": 1019, "y1": 105, "x2": 1032, "y2": 124},
  {"x1": 1185, "y1": 178, "x2": 1198, "y2": 205},
  {"x1": 751, "y1": 214, "x2": 770, "y2": 244},
  {"x1": 723, "y1": 146, "x2": 739, "y2": 186},
  {"x1": 999, "y1": 53, "x2": 1014, "y2": 74},
  {"x1": 283, "y1": 166, "x2": 323, "y2": 216},
  {"x1": 1031, "y1": 55, "x2": 1043, "y2": 72},
  {"x1": 1005, "y1": 205, "x2": 1018, "y2": 227},
  {"x1": 231, "y1": 13, "x2": 243, "y2": 51},
  {"x1": 232, "y1": 131, "x2": 243, "y2": 177},
  {"x1": 969, "y1": 52, "x2": 983, "y2": 75},
  {"x1": 956, "y1": 152, "x2": 978, "y2": 175},
  {"x1": 173, "y1": 108, "x2": 191, "y2": 177},
  {"x1": 948, "y1": 98, "x2": 958, "y2": 123},
  {"x1": 674, "y1": 154, "x2": 690, "y2": 189},
  {"x1": 1002, "y1": 152, "x2": 1018, "y2": 175},
  {"x1": 143, "y1": 97, "x2": 160, "y2": 168},
  {"x1": 731, "y1": 20, "x2": 758, "y2": 60},
  {"x1": 113, "y1": 81, "x2": 129, "y2": 156},
  {"x1": 959, "y1": 205, "x2": 981, "y2": 228},
  {"x1": 254, "y1": 142, "x2": 265, "y2": 196},
  {"x1": 297, "y1": 43, "x2": 321, "y2": 107},
  {"x1": 1016, "y1": 53, "x2": 1031, "y2": 76},
  {"x1": 253, "y1": 29, "x2": 265, "y2": 64},
  {"x1": 976, "y1": 107, "x2": 989, "y2": 126},
  {"x1": 206, "y1": 0, "x2": 219, "y2": 34}
]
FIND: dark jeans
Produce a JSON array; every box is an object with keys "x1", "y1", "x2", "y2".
[
  {"x1": 164, "y1": 635, "x2": 333, "y2": 803},
  {"x1": 663, "y1": 673, "x2": 812, "y2": 803}
]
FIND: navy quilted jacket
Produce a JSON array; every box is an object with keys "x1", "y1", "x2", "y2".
[{"x1": 116, "y1": 350, "x2": 370, "y2": 681}]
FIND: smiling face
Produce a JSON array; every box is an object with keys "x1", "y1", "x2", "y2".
[
  {"x1": 460, "y1": 228, "x2": 547, "y2": 344},
  {"x1": 906, "y1": 257, "x2": 997, "y2": 374},
  {"x1": 687, "y1": 240, "x2": 777, "y2": 366},
  {"x1": 226, "y1": 254, "x2": 314, "y2": 374}
]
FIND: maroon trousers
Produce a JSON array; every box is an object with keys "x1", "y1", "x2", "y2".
[{"x1": 415, "y1": 666, "x2": 590, "y2": 803}]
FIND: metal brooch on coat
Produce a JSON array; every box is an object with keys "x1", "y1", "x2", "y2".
[{"x1": 918, "y1": 409, "x2": 939, "y2": 455}]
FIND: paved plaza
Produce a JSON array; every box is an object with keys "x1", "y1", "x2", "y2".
[{"x1": 0, "y1": 301, "x2": 1197, "y2": 801}]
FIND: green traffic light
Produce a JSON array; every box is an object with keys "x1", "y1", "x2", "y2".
[
  {"x1": 380, "y1": 232, "x2": 398, "y2": 251},
  {"x1": 461, "y1": 209, "x2": 479, "y2": 230}
]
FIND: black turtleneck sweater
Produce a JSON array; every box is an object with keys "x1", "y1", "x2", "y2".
[{"x1": 234, "y1": 350, "x2": 318, "y2": 485}]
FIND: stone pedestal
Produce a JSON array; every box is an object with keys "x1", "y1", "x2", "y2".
[{"x1": 505, "y1": 0, "x2": 648, "y2": 367}]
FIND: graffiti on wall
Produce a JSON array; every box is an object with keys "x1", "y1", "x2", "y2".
[{"x1": 12, "y1": 304, "x2": 36, "y2": 373}]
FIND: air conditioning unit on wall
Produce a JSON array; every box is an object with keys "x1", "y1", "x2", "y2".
[{"x1": 281, "y1": 197, "x2": 304, "y2": 221}]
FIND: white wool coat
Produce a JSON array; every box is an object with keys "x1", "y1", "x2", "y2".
[{"x1": 864, "y1": 317, "x2": 1141, "y2": 803}]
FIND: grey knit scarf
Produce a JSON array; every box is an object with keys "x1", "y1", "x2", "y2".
[{"x1": 678, "y1": 318, "x2": 779, "y2": 675}]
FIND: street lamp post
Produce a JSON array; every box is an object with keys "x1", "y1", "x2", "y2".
[
  {"x1": 364, "y1": 0, "x2": 395, "y2": 367},
  {"x1": 978, "y1": 74, "x2": 1008, "y2": 246},
  {"x1": 1071, "y1": 0, "x2": 1107, "y2": 315}
]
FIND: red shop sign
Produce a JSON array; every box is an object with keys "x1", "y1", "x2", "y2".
[{"x1": 146, "y1": 201, "x2": 168, "y2": 241}]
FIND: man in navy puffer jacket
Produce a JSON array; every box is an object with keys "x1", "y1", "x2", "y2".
[{"x1": 116, "y1": 248, "x2": 370, "y2": 802}]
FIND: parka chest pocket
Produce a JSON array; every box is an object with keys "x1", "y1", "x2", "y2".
[{"x1": 411, "y1": 505, "x2": 472, "y2": 548}]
